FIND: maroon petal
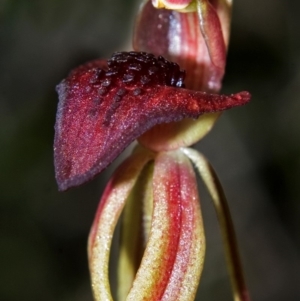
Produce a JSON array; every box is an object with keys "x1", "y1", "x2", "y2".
[{"x1": 54, "y1": 52, "x2": 250, "y2": 191}]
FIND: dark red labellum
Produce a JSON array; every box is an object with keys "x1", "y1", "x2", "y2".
[{"x1": 54, "y1": 52, "x2": 250, "y2": 191}]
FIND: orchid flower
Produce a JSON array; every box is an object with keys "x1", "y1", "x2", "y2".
[{"x1": 54, "y1": 1, "x2": 251, "y2": 301}]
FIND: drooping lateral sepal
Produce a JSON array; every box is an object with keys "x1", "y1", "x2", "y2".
[
  {"x1": 182, "y1": 148, "x2": 251, "y2": 301},
  {"x1": 88, "y1": 147, "x2": 154, "y2": 301},
  {"x1": 126, "y1": 150, "x2": 205, "y2": 300},
  {"x1": 54, "y1": 51, "x2": 250, "y2": 191}
]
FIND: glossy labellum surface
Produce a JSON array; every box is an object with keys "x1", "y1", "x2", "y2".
[{"x1": 54, "y1": 51, "x2": 250, "y2": 191}]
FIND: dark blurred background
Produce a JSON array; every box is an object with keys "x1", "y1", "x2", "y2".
[{"x1": 0, "y1": 0, "x2": 299, "y2": 300}]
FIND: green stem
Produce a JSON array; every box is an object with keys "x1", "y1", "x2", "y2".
[{"x1": 182, "y1": 147, "x2": 251, "y2": 301}]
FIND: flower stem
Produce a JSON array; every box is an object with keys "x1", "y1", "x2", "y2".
[{"x1": 182, "y1": 147, "x2": 251, "y2": 301}]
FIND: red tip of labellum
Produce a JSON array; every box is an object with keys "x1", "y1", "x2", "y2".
[{"x1": 54, "y1": 51, "x2": 250, "y2": 191}]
